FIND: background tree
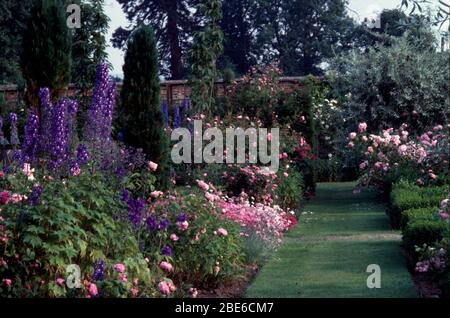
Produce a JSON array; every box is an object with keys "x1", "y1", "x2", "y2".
[
  {"x1": 219, "y1": 0, "x2": 256, "y2": 75},
  {"x1": 120, "y1": 26, "x2": 169, "y2": 188},
  {"x1": 189, "y1": 0, "x2": 224, "y2": 114},
  {"x1": 112, "y1": 0, "x2": 195, "y2": 79},
  {"x1": 0, "y1": 0, "x2": 33, "y2": 85},
  {"x1": 21, "y1": 0, "x2": 72, "y2": 110},
  {"x1": 254, "y1": 0, "x2": 354, "y2": 76}
]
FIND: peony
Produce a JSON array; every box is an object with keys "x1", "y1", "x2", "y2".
[
  {"x1": 88, "y1": 283, "x2": 98, "y2": 296},
  {"x1": 217, "y1": 228, "x2": 228, "y2": 237},
  {"x1": 113, "y1": 263, "x2": 126, "y2": 273},
  {"x1": 148, "y1": 161, "x2": 158, "y2": 171},
  {"x1": 358, "y1": 122, "x2": 367, "y2": 133},
  {"x1": 196, "y1": 180, "x2": 209, "y2": 191},
  {"x1": 160, "y1": 261, "x2": 173, "y2": 272}
]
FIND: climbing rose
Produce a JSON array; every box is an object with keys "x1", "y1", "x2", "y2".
[{"x1": 358, "y1": 122, "x2": 367, "y2": 133}]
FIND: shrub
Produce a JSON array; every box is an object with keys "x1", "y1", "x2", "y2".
[
  {"x1": 275, "y1": 169, "x2": 304, "y2": 211},
  {"x1": 401, "y1": 207, "x2": 438, "y2": 231},
  {"x1": 403, "y1": 220, "x2": 448, "y2": 254}
]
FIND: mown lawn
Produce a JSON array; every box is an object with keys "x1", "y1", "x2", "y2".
[{"x1": 246, "y1": 182, "x2": 417, "y2": 298}]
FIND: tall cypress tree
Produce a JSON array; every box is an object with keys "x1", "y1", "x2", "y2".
[
  {"x1": 120, "y1": 26, "x2": 169, "y2": 188},
  {"x1": 21, "y1": 0, "x2": 72, "y2": 110}
]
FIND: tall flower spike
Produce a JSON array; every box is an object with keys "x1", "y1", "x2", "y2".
[
  {"x1": 161, "y1": 100, "x2": 169, "y2": 128},
  {"x1": 21, "y1": 108, "x2": 39, "y2": 163},
  {"x1": 48, "y1": 99, "x2": 70, "y2": 171},
  {"x1": 173, "y1": 105, "x2": 180, "y2": 129},
  {"x1": 0, "y1": 115, "x2": 5, "y2": 145},
  {"x1": 8, "y1": 113, "x2": 19, "y2": 146},
  {"x1": 38, "y1": 88, "x2": 52, "y2": 155}
]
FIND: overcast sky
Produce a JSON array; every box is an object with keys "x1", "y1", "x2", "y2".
[{"x1": 103, "y1": 0, "x2": 437, "y2": 77}]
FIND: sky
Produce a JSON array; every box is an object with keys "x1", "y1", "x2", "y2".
[{"x1": 103, "y1": 0, "x2": 439, "y2": 77}]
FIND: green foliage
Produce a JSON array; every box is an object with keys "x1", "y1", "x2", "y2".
[
  {"x1": 21, "y1": 0, "x2": 72, "y2": 107},
  {"x1": 403, "y1": 220, "x2": 448, "y2": 254},
  {"x1": 189, "y1": 0, "x2": 224, "y2": 114},
  {"x1": 0, "y1": 170, "x2": 153, "y2": 297},
  {"x1": 389, "y1": 181, "x2": 446, "y2": 228},
  {"x1": 120, "y1": 26, "x2": 170, "y2": 189},
  {"x1": 136, "y1": 188, "x2": 245, "y2": 288},
  {"x1": 331, "y1": 31, "x2": 449, "y2": 135},
  {"x1": 401, "y1": 207, "x2": 438, "y2": 231},
  {"x1": 275, "y1": 169, "x2": 303, "y2": 211}
]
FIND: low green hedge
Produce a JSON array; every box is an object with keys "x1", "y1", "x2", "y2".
[
  {"x1": 403, "y1": 219, "x2": 449, "y2": 254},
  {"x1": 401, "y1": 207, "x2": 437, "y2": 231},
  {"x1": 389, "y1": 182, "x2": 445, "y2": 228}
]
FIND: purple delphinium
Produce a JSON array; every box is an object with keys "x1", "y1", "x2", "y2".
[
  {"x1": 48, "y1": 99, "x2": 70, "y2": 171},
  {"x1": 161, "y1": 245, "x2": 172, "y2": 256},
  {"x1": 92, "y1": 260, "x2": 105, "y2": 281},
  {"x1": 146, "y1": 215, "x2": 157, "y2": 231},
  {"x1": 8, "y1": 112, "x2": 19, "y2": 146},
  {"x1": 75, "y1": 144, "x2": 89, "y2": 165},
  {"x1": 21, "y1": 108, "x2": 39, "y2": 163},
  {"x1": 158, "y1": 218, "x2": 170, "y2": 230},
  {"x1": 38, "y1": 88, "x2": 53, "y2": 155},
  {"x1": 0, "y1": 115, "x2": 5, "y2": 145},
  {"x1": 28, "y1": 185, "x2": 42, "y2": 206},
  {"x1": 161, "y1": 100, "x2": 169, "y2": 128},
  {"x1": 127, "y1": 197, "x2": 145, "y2": 226},
  {"x1": 173, "y1": 105, "x2": 180, "y2": 129},
  {"x1": 182, "y1": 97, "x2": 189, "y2": 124}
]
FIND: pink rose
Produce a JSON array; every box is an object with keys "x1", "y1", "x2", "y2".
[
  {"x1": 150, "y1": 191, "x2": 164, "y2": 198},
  {"x1": 176, "y1": 220, "x2": 189, "y2": 231},
  {"x1": 358, "y1": 122, "x2": 367, "y2": 133},
  {"x1": 189, "y1": 287, "x2": 198, "y2": 298},
  {"x1": 160, "y1": 261, "x2": 173, "y2": 272},
  {"x1": 56, "y1": 278, "x2": 65, "y2": 286},
  {"x1": 205, "y1": 192, "x2": 216, "y2": 202},
  {"x1": 11, "y1": 193, "x2": 23, "y2": 204},
  {"x1": 439, "y1": 212, "x2": 449, "y2": 220},
  {"x1": 283, "y1": 172, "x2": 289, "y2": 177},
  {"x1": 131, "y1": 287, "x2": 139, "y2": 297},
  {"x1": 398, "y1": 145, "x2": 408, "y2": 156},
  {"x1": 196, "y1": 180, "x2": 209, "y2": 191},
  {"x1": 148, "y1": 161, "x2": 158, "y2": 171},
  {"x1": 2, "y1": 278, "x2": 12, "y2": 287},
  {"x1": 349, "y1": 132, "x2": 357, "y2": 140},
  {"x1": 0, "y1": 191, "x2": 9, "y2": 205},
  {"x1": 88, "y1": 283, "x2": 98, "y2": 296},
  {"x1": 347, "y1": 141, "x2": 354, "y2": 148},
  {"x1": 359, "y1": 161, "x2": 367, "y2": 170},
  {"x1": 158, "y1": 281, "x2": 172, "y2": 295},
  {"x1": 367, "y1": 146, "x2": 374, "y2": 153},
  {"x1": 114, "y1": 263, "x2": 126, "y2": 273},
  {"x1": 217, "y1": 228, "x2": 228, "y2": 237},
  {"x1": 170, "y1": 233, "x2": 179, "y2": 241}
]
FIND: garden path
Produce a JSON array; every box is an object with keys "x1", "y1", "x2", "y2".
[{"x1": 246, "y1": 182, "x2": 417, "y2": 298}]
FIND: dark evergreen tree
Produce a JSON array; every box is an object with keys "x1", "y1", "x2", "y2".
[
  {"x1": 120, "y1": 26, "x2": 169, "y2": 188},
  {"x1": 21, "y1": 0, "x2": 72, "y2": 110},
  {"x1": 112, "y1": 0, "x2": 195, "y2": 80},
  {"x1": 0, "y1": 0, "x2": 34, "y2": 85},
  {"x1": 219, "y1": 0, "x2": 255, "y2": 75}
]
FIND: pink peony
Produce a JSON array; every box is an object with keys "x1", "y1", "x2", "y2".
[
  {"x1": 217, "y1": 228, "x2": 228, "y2": 237},
  {"x1": 148, "y1": 161, "x2": 158, "y2": 171},
  {"x1": 114, "y1": 263, "x2": 126, "y2": 273},
  {"x1": 160, "y1": 261, "x2": 173, "y2": 272},
  {"x1": 88, "y1": 283, "x2": 98, "y2": 296}
]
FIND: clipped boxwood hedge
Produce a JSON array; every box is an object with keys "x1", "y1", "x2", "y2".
[
  {"x1": 389, "y1": 182, "x2": 445, "y2": 228},
  {"x1": 403, "y1": 220, "x2": 449, "y2": 254},
  {"x1": 401, "y1": 207, "x2": 438, "y2": 231}
]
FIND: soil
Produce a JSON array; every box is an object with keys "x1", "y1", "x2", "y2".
[{"x1": 198, "y1": 265, "x2": 259, "y2": 298}]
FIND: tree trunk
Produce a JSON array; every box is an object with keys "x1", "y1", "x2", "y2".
[{"x1": 166, "y1": 2, "x2": 182, "y2": 80}]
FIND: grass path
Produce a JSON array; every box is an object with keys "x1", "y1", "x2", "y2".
[{"x1": 246, "y1": 182, "x2": 417, "y2": 298}]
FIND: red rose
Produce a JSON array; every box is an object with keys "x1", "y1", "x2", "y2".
[{"x1": 0, "y1": 191, "x2": 9, "y2": 205}]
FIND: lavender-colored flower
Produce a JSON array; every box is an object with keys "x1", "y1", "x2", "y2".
[
  {"x1": 21, "y1": 109, "x2": 39, "y2": 163},
  {"x1": 76, "y1": 144, "x2": 89, "y2": 165},
  {"x1": 120, "y1": 189, "x2": 130, "y2": 203},
  {"x1": 28, "y1": 185, "x2": 42, "y2": 206},
  {"x1": 92, "y1": 260, "x2": 105, "y2": 281},
  {"x1": 173, "y1": 105, "x2": 180, "y2": 129},
  {"x1": 161, "y1": 245, "x2": 172, "y2": 256},
  {"x1": 158, "y1": 218, "x2": 170, "y2": 230},
  {"x1": 161, "y1": 100, "x2": 169, "y2": 128},
  {"x1": 146, "y1": 215, "x2": 157, "y2": 231},
  {"x1": 38, "y1": 88, "x2": 53, "y2": 155},
  {"x1": 182, "y1": 97, "x2": 189, "y2": 124},
  {"x1": 48, "y1": 99, "x2": 70, "y2": 170},
  {"x1": 127, "y1": 197, "x2": 145, "y2": 226},
  {"x1": 176, "y1": 213, "x2": 187, "y2": 222},
  {"x1": 8, "y1": 112, "x2": 19, "y2": 146}
]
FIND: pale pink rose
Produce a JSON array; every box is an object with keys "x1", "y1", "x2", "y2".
[
  {"x1": 374, "y1": 162, "x2": 382, "y2": 169},
  {"x1": 349, "y1": 132, "x2": 357, "y2": 140},
  {"x1": 433, "y1": 125, "x2": 443, "y2": 131},
  {"x1": 359, "y1": 161, "x2": 367, "y2": 170},
  {"x1": 398, "y1": 145, "x2": 408, "y2": 156},
  {"x1": 347, "y1": 141, "x2": 354, "y2": 148},
  {"x1": 176, "y1": 220, "x2": 189, "y2": 231},
  {"x1": 131, "y1": 287, "x2": 139, "y2": 297},
  {"x1": 170, "y1": 233, "x2": 179, "y2": 241},
  {"x1": 205, "y1": 192, "x2": 216, "y2": 202},
  {"x1": 119, "y1": 273, "x2": 127, "y2": 283},
  {"x1": 196, "y1": 180, "x2": 209, "y2": 191},
  {"x1": 148, "y1": 161, "x2": 158, "y2": 171},
  {"x1": 362, "y1": 136, "x2": 368, "y2": 142},
  {"x1": 150, "y1": 191, "x2": 164, "y2": 198},
  {"x1": 440, "y1": 199, "x2": 448, "y2": 209},
  {"x1": 283, "y1": 172, "x2": 289, "y2": 177},
  {"x1": 160, "y1": 261, "x2": 173, "y2": 272},
  {"x1": 416, "y1": 178, "x2": 424, "y2": 186},
  {"x1": 113, "y1": 263, "x2": 126, "y2": 273},
  {"x1": 88, "y1": 283, "x2": 98, "y2": 296},
  {"x1": 358, "y1": 122, "x2": 367, "y2": 133},
  {"x1": 213, "y1": 266, "x2": 220, "y2": 275},
  {"x1": 367, "y1": 146, "x2": 374, "y2": 153},
  {"x1": 217, "y1": 228, "x2": 228, "y2": 237},
  {"x1": 158, "y1": 281, "x2": 171, "y2": 295},
  {"x1": 11, "y1": 193, "x2": 23, "y2": 204},
  {"x1": 71, "y1": 166, "x2": 81, "y2": 176},
  {"x1": 429, "y1": 173, "x2": 437, "y2": 180},
  {"x1": 189, "y1": 287, "x2": 198, "y2": 298},
  {"x1": 56, "y1": 278, "x2": 65, "y2": 286}
]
